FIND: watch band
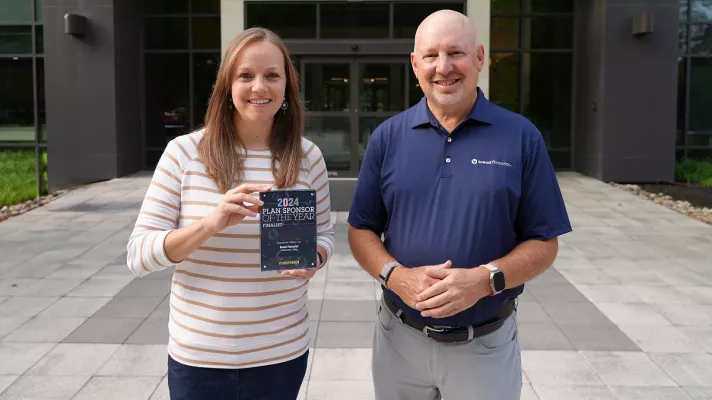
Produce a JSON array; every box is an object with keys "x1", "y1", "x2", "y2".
[
  {"x1": 379, "y1": 261, "x2": 401, "y2": 288},
  {"x1": 317, "y1": 252, "x2": 324, "y2": 267}
]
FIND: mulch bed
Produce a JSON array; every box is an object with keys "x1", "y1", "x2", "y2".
[{"x1": 611, "y1": 182, "x2": 712, "y2": 225}]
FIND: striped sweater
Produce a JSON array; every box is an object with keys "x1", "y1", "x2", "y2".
[{"x1": 127, "y1": 130, "x2": 334, "y2": 369}]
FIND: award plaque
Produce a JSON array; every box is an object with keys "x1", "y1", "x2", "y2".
[{"x1": 259, "y1": 189, "x2": 318, "y2": 271}]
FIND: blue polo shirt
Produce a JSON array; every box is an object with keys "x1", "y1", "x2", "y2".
[{"x1": 348, "y1": 88, "x2": 572, "y2": 327}]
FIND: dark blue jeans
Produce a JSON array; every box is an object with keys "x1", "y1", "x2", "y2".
[{"x1": 167, "y1": 351, "x2": 309, "y2": 400}]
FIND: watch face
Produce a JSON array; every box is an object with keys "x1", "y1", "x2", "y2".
[{"x1": 493, "y1": 271, "x2": 506, "y2": 291}]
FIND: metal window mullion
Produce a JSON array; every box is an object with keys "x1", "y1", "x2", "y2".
[
  {"x1": 684, "y1": 6, "x2": 692, "y2": 159},
  {"x1": 316, "y1": 4, "x2": 320, "y2": 40},
  {"x1": 31, "y1": 0, "x2": 42, "y2": 197},
  {"x1": 389, "y1": 3, "x2": 394, "y2": 39}
]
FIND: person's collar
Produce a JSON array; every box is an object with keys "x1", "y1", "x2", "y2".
[{"x1": 411, "y1": 87, "x2": 494, "y2": 129}]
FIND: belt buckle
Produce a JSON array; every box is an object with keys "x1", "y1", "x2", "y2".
[{"x1": 423, "y1": 325, "x2": 454, "y2": 340}]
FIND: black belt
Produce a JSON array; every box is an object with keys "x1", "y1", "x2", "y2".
[{"x1": 382, "y1": 291, "x2": 516, "y2": 343}]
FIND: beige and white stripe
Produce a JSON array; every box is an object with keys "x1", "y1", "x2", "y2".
[{"x1": 127, "y1": 130, "x2": 334, "y2": 369}]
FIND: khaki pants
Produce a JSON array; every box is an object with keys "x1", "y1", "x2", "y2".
[{"x1": 372, "y1": 298, "x2": 522, "y2": 400}]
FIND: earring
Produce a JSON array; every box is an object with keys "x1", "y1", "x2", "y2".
[{"x1": 281, "y1": 100, "x2": 288, "y2": 110}]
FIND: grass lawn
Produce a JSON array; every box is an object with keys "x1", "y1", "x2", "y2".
[
  {"x1": 0, "y1": 150, "x2": 47, "y2": 208},
  {"x1": 677, "y1": 158, "x2": 712, "y2": 187}
]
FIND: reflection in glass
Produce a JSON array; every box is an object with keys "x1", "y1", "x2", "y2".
[
  {"x1": 145, "y1": 17, "x2": 189, "y2": 50},
  {"x1": 145, "y1": 0, "x2": 189, "y2": 14},
  {"x1": 491, "y1": 18, "x2": 519, "y2": 49},
  {"x1": 35, "y1": 0, "x2": 42, "y2": 21},
  {"x1": 193, "y1": 53, "x2": 220, "y2": 128},
  {"x1": 35, "y1": 25, "x2": 42, "y2": 53},
  {"x1": 491, "y1": 0, "x2": 519, "y2": 13},
  {"x1": 321, "y1": 3, "x2": 388, "y2": 39},
  {"x1": 360, "y1": 64, "x2": 404, "y2": 112},
  {"x1": 305, "y1": 64, "x2": 350, "y2": 112},
  {"x1": 37, "y1": 57, "x2": 46, "y2": 142},
  {"x1": 524, "y1": 0, "x2": 573, "y2": 13},
  {"x1": 246, "y1": 3, "x2": 316, "y2": 39},
  {"x1": 522, "y1": 53, "x2": 572, "y2": 149},
  {"x1": 305, "y1": 117, "x2": 351, "y2": 172},
  {"x1": 393, "y1": 3, "x2": 465, "y2": 38},
  {"x1": 0, "y1": 0, "x2": 32, "y2": 22},
  {"x1": 0, "y1": 58, "x2": 34, "y2": 142},
  {"x1": 680, "y1": 24, "x2": 688, "y2": 53},
  {"x1": 690, "y1": 24, "x2": 711, "y2": 55},
  {"x1": 192, "y1": 0, "x2": 219, "y2": 14},
  {"x1": 359, "y1": 117, "x2": 388, "y2": 164},
  {"x1": 192, "y1": 17, "x2": 220, "y2": 49},
  {"x1": 689, "y1": 57, "x2": 712, "y2": 133},
  {"x1": 409, "y1": 67, "x2": 423, "y2": 107},
  {"x1": 489, "y1": 53, "x2": 519, "y2": 113},
  {"x1": 524, "y1": 17, "x2": 573, "y2": 49},
  {"x1": 0, "y1": 26, "x2": 32, "y2": 54},
  {"x1": 145, "y1": 54, "x2": 190, "y2": 147},
  {"x1": 691, "y1": 0, "x2": 712, "y2": 21}
]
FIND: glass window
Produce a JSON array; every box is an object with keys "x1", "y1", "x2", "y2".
[
  {"x1": 0, "y1": 26, "x2": 32, "y2": 54},
  {"x1": 491, "y1": 18, "x2": 519, "y2": 49},
  {"x1": 320, "y1": 3, "x2": 388, "y2": 39},
  {"x1": 677, "y1": 58, "x2": 687, "y2": 145},
  {"x1": 35, "y1": 25, "x2": 42, "y2": 53},
  {"x1": 393, "y1": 3, "x2": 465, "y2": 39},
  {"x1": 145, "y1": 17, "x2": 189, "y2": 49},
  {"x1": 491, "y1": 0, "x2": 520, "y2": 13},
  {"x1": 489, "y1": 53, "x2": 519, "y2": 113},
  {"x1": 0, "y1": 0, "x2": 32, "y2": 22},
  {"x1": 359, "y1": 63, "x2": 405, "y2": 112},
  {"x1": 0, "y1": 58, "x2": 34, "y2": 142},
  {"x1": 304, "y1": 63, "x2": 350, "y2": 112},
  {"x1": 680, "y1": 23, "x2": 688, "y2": 53},
  {"x1": 193, "y1": 53, "x2": 220, "y2": 128},
  {"x1": 525, "y1": 0, "x2": 573, "y2": 13},
  {"x1": 35, "y1": 0, "x2": 42, "y2": 22},
  {"x1": 548, "y1": 151, "x2": 571, "y2": 169},
  {"x1": 691, "y1": 0, "x2": 712, "y2": 21},
  {"x1": 37, "y1": 57, "x2": 45, "y2": 142},
  {"x1": 408, "y1": 67, "x2": 423, "y2": 107},
  {"x1": 245, "y1": 3, "x2": 316, "y2": 39},
  {"x1": 681, "y1": 0, "x2": 689, "y2": 21},
  {"x1": 145, "y1": 0, "x2": 189, "y2": 15},
  {"x1": 689, "y1": 57, "x2": 712, "y2": 133},
  {"x1": 522, "y1": 53, "x2": 572, "y2": 149},
  {"x1": 690, "y1": 23, "x2": 711, "y2": 55},
  {"x1": 192, "y1": 0, "x2": 219, "y2": 14},
  {"x1": 305, "y1": 117, "x2": 351, "y2": 172},
  {"x1": 192, "y1": 17, "x2": 220, "y2": 49},
  {"x1": 145, "y1": 54, "x2": 190, "y2": 147},
  {"x1": 524, "y1": 17, "x2": 573, "y2": 49}
]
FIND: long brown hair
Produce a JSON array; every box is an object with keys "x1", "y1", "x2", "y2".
[{"x1": 198, "y1": 27, "x2": 304, "y2": 192}]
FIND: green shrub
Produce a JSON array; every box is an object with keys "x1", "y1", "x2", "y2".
[
  {"x1": 676, "y1": 158, "x2": 712, "y2": 188},
  {"x1": 0, "y1": 150, "x2": 48, "y2": 207}
]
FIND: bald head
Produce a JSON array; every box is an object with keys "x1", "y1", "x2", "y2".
[{"x1": 414, "y1": 10, "x2": 478, "y2": 53}]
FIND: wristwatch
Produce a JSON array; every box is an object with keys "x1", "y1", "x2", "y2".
[
  {"x1": 317, "y1": 252, "x2": 324, "y2": 267},
  {"x1": 378, "y1": 261, "x2": 401, "y2": 288},
  {"x1": 483, "y1": 263, "x2": 506, "y2": 295}
]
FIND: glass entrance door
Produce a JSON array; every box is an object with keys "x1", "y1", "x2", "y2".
[{"x1": 301, "y1": 57, "x2": 415, "y2": 177}]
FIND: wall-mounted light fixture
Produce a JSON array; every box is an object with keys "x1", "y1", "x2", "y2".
[
  {"x1": 64, "y1": 13, "x2": 87, "y2": 37},
  {"x1": 632, "y1": 12, "x2": 653, "y2": 38}
]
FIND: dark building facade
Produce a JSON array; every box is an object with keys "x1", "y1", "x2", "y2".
[{"x1": 1, "y1": 0, "x2": 710, "y2": 210}]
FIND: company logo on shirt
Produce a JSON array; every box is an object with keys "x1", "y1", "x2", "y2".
[{"x1": 471, "y1": 159, "x2": 512, "y2": 167}]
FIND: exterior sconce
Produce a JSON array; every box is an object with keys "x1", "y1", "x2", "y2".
[
  {"x1": 64, "y1": 13, "x2": 87, "y2": 37},
  {"x1": 632, "y1": 12, "x2": 653, "y2": 38}
]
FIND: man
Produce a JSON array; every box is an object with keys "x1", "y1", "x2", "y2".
[{"x1": 347, "y1": 10, "x2": 572, "y2": 400}]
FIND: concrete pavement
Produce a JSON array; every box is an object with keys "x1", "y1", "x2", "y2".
[{"x1": 0, "y1": 172, "x2": 711, "y2": 399}]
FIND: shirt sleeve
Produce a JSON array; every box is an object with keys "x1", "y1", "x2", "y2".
[
  {"x1": 126, "y1": 139, "x2": 185, "y2": 277},
  {"x1": 309, "y1": 145, "x2": 335, "y2": 268},
  {"x1": 514, "y1": 133, "x2": 573, "y2": 242},
  {"x1": 347, "y1": 124, "x2": 388, "y2": 236}
]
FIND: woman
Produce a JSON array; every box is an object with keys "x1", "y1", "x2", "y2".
[{"x1": 126, "y1": 28, "x2": 334, "y2": 399}]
